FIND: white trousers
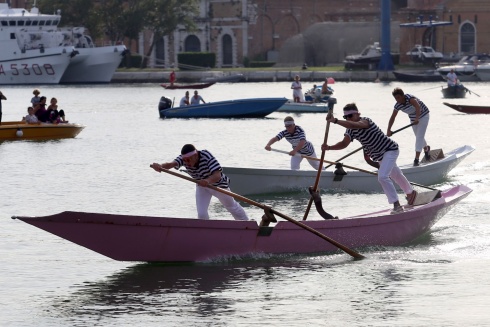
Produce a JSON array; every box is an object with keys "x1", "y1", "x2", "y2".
[
  {"x1": 291, "y1": 150, "x2": 321, "y2": 170},
  {"x1": 378, "y1": 149, "x2": 413, "y2": 204},
  {"x1": 412, "y1": 113, "x2": 430, "y2": 153},
  {"x1": 195, "y1": 185, "x2": 249, "y2": 220}
]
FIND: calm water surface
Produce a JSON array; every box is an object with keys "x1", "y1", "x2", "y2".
[{"x1": 1, "y1": 81, "x2": 490, "y2": 326}]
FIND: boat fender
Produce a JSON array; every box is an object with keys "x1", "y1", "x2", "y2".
[
  {"x1": 333, "y1": 163, "x2": 347, "y2": 182},
  {"x1": 16, "y1": 129, "x2": 23, "y2": 137},
  {"x1": 334, "y1": 163, "x2": 347, "y2": 175}
]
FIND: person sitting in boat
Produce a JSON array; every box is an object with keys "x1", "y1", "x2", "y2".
[
  {"x1": 31, "y1": 89, "x2": 41, "y2": 106},
  {"x1": 446, "y1": 69, "x2": 458, "y2": 87},
  {"x1": 190, "y1": 90, "x2": 206, "y2": 105},
  {"x1": 23, "y1": 107, "x2": 39, "y2": 124},
  {"x1": 265, "y1": 116, "x2": 322, "y2": 170},
  {"x1": 321, "y1": 78, "x2": 333, "y2": 96},
  {"x1": 46, "y1": 97, "x2": 68, "y2": 123},
  {"x1": 150, "y1": 144, "x2": 250, "y2": 221},
  {"x1": 389, "y1": 88, "x2": 431, "y2": 166},
  {"x1": 33, "y1": 96, "x2": 49, "y2": 123},
  {"x1": 291, "y1": 75, "x2": 304, "y2": 103},
  {"x1": 446, "y1": 69, "x2": 464, "y2": 96},
  {"x1": 323, "y1": 103, "x2": 417, "y2": 214},
  {"x1": 179, "y1": 91, "x2": 190, "y2": 107}
]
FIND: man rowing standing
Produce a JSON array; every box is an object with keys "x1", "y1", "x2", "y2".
[
  {"x1": 265, "y1": 116, "x2": 321, "y2": 170},
  {"x1": 322, "y1": 103, "x2": 417, "y2": 214},
  {"x1": 389, "y1": 87, "x2": 431, "y2": 166},
  {"x1": 151, "y1": 144, "x2": 249, "y2": 221}
]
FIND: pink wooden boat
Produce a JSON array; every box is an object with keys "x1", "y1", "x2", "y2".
[
  {"x1": 13, "y1": 185, "x2": 471, "y2": 262},
  {"x1": 443, "y1": 102, "x2": 490, "y2": 114}
]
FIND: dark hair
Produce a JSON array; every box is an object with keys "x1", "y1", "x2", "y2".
[
  {"x1": 343, "y1": 103, "x2": 358, "y2": 112},
  {"x1": 392, "y1": 87, "x2": 405, "y2": 96},
  {"x1": 181, "y1": 144, "x2": 196, "y2": 155}
]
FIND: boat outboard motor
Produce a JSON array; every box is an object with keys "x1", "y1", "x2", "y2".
[{"x1": 159, "y1": 96, "x2": 173, "y2": 111}]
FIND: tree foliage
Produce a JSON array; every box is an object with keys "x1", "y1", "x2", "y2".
[
  {"x1": 141, "y1": 0, "x2": 200, "y2": 68},
  {"x1": 38, "y1": 0, "x2": 200, "y2": 65},
  {"x1": 39, "y1": 0, "x2": 102, "y2": 38}
]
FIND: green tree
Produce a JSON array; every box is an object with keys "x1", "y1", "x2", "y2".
[
  {"x1": 141, "y1": 0, "x2": 199, "y2": 68},
  {"x1": 39, "y1": 0, "x2": 103, "y2": 39}
]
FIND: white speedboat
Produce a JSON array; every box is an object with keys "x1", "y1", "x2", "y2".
[
  {"x1": 437, "y1": 54, "x2": 490, "y2": 82},
  {"x1": 277, "y1": 100, "x2": 329, "y2": 113},
  {"x1": 223, "y1": 145, "x2": 475, "y2": 195},
  {"x1": 0, "y1": 4, "x2": 77, "y2": 85},
  {"x1": 59, "y1": 27, "x2": 127, "y2": 83},
  {"x1": 474, "y1": 62, "x2": 490, "y2": 81}
]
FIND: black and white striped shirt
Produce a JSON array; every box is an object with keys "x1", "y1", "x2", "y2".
[
  {"x1": 393, "y1": 94, "x2": 430, "y2": 122},
  {"x1": 276, "y1": 125, "x2": 315, "y2": 156},
  {"x1": 345, "y1": 117, "x2": 398, "y2": 161},
  {"x1": 174, "y1": 150, "x2": 230, "y2": 188}
]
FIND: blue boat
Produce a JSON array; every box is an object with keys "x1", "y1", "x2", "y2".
[{"x1": 158, "y1": 97, "x2": 287, "y2": 118}]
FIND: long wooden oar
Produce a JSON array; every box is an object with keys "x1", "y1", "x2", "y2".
[
  {"x1": 303, "y1": 108, "x2": 333, "y2": 221},
  {"x1": 151, "y1": 165, "x2": 365, "y2": 259},
  {"x1": 465, "y1": 87, "x2": 481, "y2": 97},
  {"x1": 418, "y1": 85, "x2": 444, "y2": 92},
  {"x1": 271, "y1": 148, "x2": 438, "y2": 191},
  {"x1": 324, "y1": 122, "x2": 415, "y2": 169}
]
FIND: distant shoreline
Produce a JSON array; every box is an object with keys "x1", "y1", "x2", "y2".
[{"x1": 111, "y1": 70, "x2": 397, "y2": 83}]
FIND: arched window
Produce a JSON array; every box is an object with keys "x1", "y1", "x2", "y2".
[
  {"x1": 460, "y1": 23, "x2": 475, "y2": 54},
  {"x1": 184, "y1": 35, "x2": 201, "y2": 52},
  {"x1": 422, "y1": 28, "x2": 436, "y2": 48},
  {"x1": 155, "y1": 38, "x2": 165, "y2": 67},
  {"x1": 222, "y1": 34, "x2": 233, "y2": 65}
]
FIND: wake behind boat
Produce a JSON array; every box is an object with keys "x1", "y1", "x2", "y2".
[
  {"x1": 12, "y1": 184, "x2": 472, "y2": 262},
  {"x1": 223, "y1": 145, "x2": 474, "y2": 195},
  {"x1": 0, "y1": 121, "x2": 85, "y2": 141},
  {"x1": 158, "y1": 97, "x2": 287, "y2": 118}
]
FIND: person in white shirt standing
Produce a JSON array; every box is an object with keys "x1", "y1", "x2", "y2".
[{"x1": 291, "y1": 75, "x2": 304, "y2": 103}]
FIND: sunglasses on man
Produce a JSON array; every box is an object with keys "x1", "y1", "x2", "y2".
[{"x1": 343, "y1": 113, "x2": 355, "y2": 119}]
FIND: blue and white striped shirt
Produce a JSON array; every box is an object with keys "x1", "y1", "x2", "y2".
[
  {"x1": 345, "y1": 117, "x2": 398, "y2": 161},
  {"x1": 393, "y1": 94, "x2": 430, "y2": 122},
  {"x1": 276, "y1": 125, "x2": 315, "y2": 156},
  {"x1": 174, "y1": 150, "x2": 230, "y2": 188}
]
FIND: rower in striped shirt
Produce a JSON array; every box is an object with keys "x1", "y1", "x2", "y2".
[
  {"x1": 265, "y1": 116, "x2": 321, "y2": 170},
  {"x1": 151, "y1": 144, "x2": 249, "y2": 221},
  {"x1": 322, "y1": 103, "x2": 417, "y2": 214},
  {"x1": 389, "y1": 87, "x2": 431, "y2": 166}
]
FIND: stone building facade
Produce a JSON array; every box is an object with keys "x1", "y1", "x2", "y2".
[
  {"x1": 9, "y1": 0, "x2": 490, "y2": 67},
  {"x1": 150, "y1": 0, "x2": 490, "y2": 68}
]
